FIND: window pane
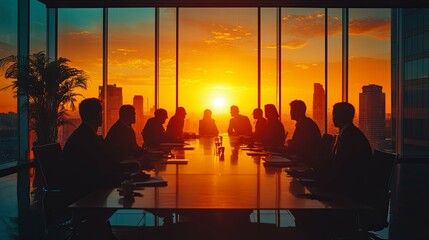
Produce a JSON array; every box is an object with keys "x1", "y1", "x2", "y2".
[
  {"x1": 159, "y1": 8, "x2": 176, "y2": 116},
  {"x1": 0, "y1": 0, "x2": 18, "y2": 165},
  {"x1": 261, "y1": 8, "x2": 278, "y2": 108},
  {"x1": 58, "y1": 8, "x2": 103, "y2": 145},
  {"x1": 108, "y1": 8, "x2": 155, "y2": 146},
  {"x1": 179, "y1": 8, "x2": 258, "y2": 134},
  {"x1": 326, "y1": 8, "x2": 342, "y2": 135},
  {"x1": 281, "y1": 8, "x2": 325, "y2": 139},
  {"x1": 349, "y1": 8, "x2": 391, "y2": 151},
  {"x1": 30, "y1": 0, "x2": 46, "y2": 54}
]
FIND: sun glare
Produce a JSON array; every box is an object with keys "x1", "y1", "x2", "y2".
[{"x1": 213, "y1": 97, "x2": 226, "y2": 109}]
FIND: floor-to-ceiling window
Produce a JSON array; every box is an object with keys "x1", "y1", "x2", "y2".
[
  {"x1": 349, "y1": 8, "x2": 391, "y2": 151},
  {"x1": 57, "y1": 8, "x2": 103, "y2": 145},
  {"x1": 178, "y1": 8, "x2": 258, "y2": 134},
  {"x1": 0, "y1": 0, "x2": 18, "y2": 166},
  {"x1": 280, "y1": 8, "x2": 326, "y2": 138},
  {"x1": 108, "y1": 8, "x2": 155, "y2": 146}
]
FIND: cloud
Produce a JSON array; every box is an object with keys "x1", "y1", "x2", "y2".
[
  {"x1": 281, "y1": 12, "x2": 391, "y2": 45},
  {"x1": 349, "y1": 18, "x2": 391, "y2": 40},
  {"x1": 113, "y1": 48, "x2": 138, "y2": 55},
  {"x1": 211, "y1": 25, "x2": 252, "y2": 41},
  {"x1": 265, "y1": 39, "x2": 306, "y2": 49}
]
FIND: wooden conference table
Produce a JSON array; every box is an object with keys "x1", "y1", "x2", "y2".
[{"x1": 69, "y1": 135, "x2": 368, "y2": 225}]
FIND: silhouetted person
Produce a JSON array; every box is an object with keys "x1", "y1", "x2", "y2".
[
  {"x1": 294, "y1": 102, "x2": 373, "y2": 240},
  {"x1": 142, "y1": 108, "x2": 168, "y2": 148},
  {"x1": 320, "y1": 102, "x2": 373, "y2": 202},
  {"x1": 261, "y1": 104, "x2": 286, "y2": 149},
  {"x1": 227, "y1": 105, "x2": 252, "y2": 136},
  {"x1": 63, "y1": 98, "x2": 125, "y2": 239},
  {"x1": 106, "y1": 105, "x2": 144, "y2": 161},
  {"x1": 199, "y1": 109, "x2": 219, "y2": 137},
  {"x1": 284, "y1": 100, "x2": 322, "y2": 168},
  {"x1": 252, "y1": 108, "x2": 267, "y2": 142},
  {"x1": 166, "y1": 106, "x2": 187, "y2": 142}
]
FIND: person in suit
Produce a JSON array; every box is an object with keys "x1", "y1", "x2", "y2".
[
  {"x1": 142, "y1": 108, "x2": 168, "y2": 148},
  {"x1": 227, "y1": 105, "x2": 252, "y2": 136},
  {"x1": 284, "y1": 100, "x2": 322, "y2": 168},
  {"x1": 252, "y1": 108, "x2": 267, "y2": 143},
  {"x1": 165, "y1": 106, "x2": 187, "y2": 142},
  {"x1": 294, "y1": 102, "x2": 373, "y2": 240},
  {"x1": 63, "y1": 98, "x2": 126, "y2": 240},
  {"x1": 320, "y1": 102, "x2": 373, "y2": 202},
  {"x1": 199, "y1": 109, "x2": 219, "y2": 137},
  {"x1": 105, "y1": 105, "x2": 144, "y2": 162},
  {"x1": 262, "y1": 104, "x2": 286, "y2": 150}
]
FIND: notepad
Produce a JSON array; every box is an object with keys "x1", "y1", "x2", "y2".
[
  {"x1": 262, "y1": 156, "x2": 294, "y2": 163},
  {"x1": 134, "y1": 176, "x2": 168, "y2": 187},
  {"x1": 241, "y1": 147, "x2": 264, "y2": 151},
  {"x1": 173, "y1": 146, "x2": 195, "y2": 150},
  {"x1": 246, "y1": 151, "x2": 269, "y2": 156},
  {"x1": 160, "y1": 159, "x2": 189, "y2": 164}
]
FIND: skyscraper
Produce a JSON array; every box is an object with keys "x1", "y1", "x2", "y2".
[
  {"x1": 392, "y1": 9, "x2": 429, "y2": 156},
  {"x1": 99, "y1": 84, "x2": 123, "y2": 132},
  {"x1": 359, "y1": 84, "x2": 386, "y2": 150},
  {"x1": 133, "y1": 95, "x2": 144, "y2": 146},
  {"x1": 312, "y1": 83, "x2": 325, "y2": 133}
]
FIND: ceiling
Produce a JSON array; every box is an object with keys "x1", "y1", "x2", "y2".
[{"x1": 39, "y1": 0, "x2": 428, "y2": 8}]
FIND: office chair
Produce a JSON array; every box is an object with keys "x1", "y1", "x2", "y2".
[
  {"x1": 32, "y1": 143, "x2": 74, "y2": 230},
  {"x1": 356, "y1": 149, "x2": 399, "y2": 240}
]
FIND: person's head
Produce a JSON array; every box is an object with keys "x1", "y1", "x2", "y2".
[
  {"x1": 289, "y1": 100, "x2": 307, "y2": 121},
  {"x1": 119, "y1": 105, "x2": 136, "y2": 125},
  {"x1": 154, "y1": 108, "x2": 168, "y2": 124},
  {"x1": 230, "y1": 105, "x2": 239, "y2": 117},
  {"x1": 79, "y1": 98, "x2": 103, "y2": 129},
  {"x1": 176, "y1": 106, "x2": 187, "y2": 119},
  {"x1": 252, "y1": 108, "x2": 263, "y2": 120},
  {"x1": 203, "y1": 109, "x2": 212, "y2": 119},
  {"x1": 264, "y1": 104, "x2": 279, "y2": 120},
  {"x1": 333, "y1": 102, "x2": 355, "y2": 128}
]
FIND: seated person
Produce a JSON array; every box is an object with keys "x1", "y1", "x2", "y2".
[
  {"x1": 62, "y1": 98, "x2": 128, "y2": 239},
  {"x1": 293, "y1": 102, "x2": 373, "y2": 240},
  {"x1": 199, "y1": 109, "x2": 219, "y2": 137},
  {"x1": 227, "y1": 105, "x2": 252, "y2": 136},
  {"x1": 106, "y1": 105, "x2": 144, "y2": 162},
  {"x1": 283, "y1": 100, "x2": 322, "y2": 168},
  {"x1": 252, "y1": 108, "x2": 267, "y2": 143},
  {"x1": 142, "y1": 108, "x2": 168, "y2": 148},
  {"x1": 262, "y1": 104, "x2": 286, "y2": 150},
  {"x1": 165, "y1": 106, "x2": 187, "y2": 142}
]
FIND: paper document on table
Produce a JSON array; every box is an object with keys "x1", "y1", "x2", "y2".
[
  {"x1": 246, "y1": 151, "x2": 269, "y2": 156},
  {"x1": 160, "y1": 159, "x2": 189, "y2": 164},
  {"x1": 134, "y1": 176, "x2": 168, "y2": 187},
  {"x1": 262, "y1": 156, "x2": 294, "y2": 163}
]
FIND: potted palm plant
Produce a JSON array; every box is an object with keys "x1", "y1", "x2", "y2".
[{"x1": 0, "y1": 51, "x2": 88, "y2": 145}]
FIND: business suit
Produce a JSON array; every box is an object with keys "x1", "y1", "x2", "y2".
[
  {"x1": 106, "y1": 120, "x2": 143, "y2": 161},
  {"x1": 63, "y1": 123, "x2": 124, "y2": 201},
  {"x1": 286, "y1": 116, "x2": 322, "y2": 167},
  {"x1": 142, "y1": 117, "x2": 166, "y2": 147},
  {"x1": 228, "y1": 114, "x2": 252, "y2": 136},
  {"x1": 325, "y1": 123, "x2": 373, "y2": 203}
]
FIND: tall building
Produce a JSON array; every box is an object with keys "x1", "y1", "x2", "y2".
[
  {"x1": 392, "y1": 9, "x2": 429, "y2": 156},
  {"x1": 312, "y1": 83, "x2": 325, "y2": 133},
  {"x1": 133, "y1": 95, "x2": 144, "y2": 146},
  {"x1": 99, "y1": 84, "x2": 123, "y2": 132},
  {"x1": 359, "y1": 84, "x2": 386, "y2": 150}
]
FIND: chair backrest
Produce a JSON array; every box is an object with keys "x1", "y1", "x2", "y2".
[
  {"x1": 360, "y1": 149, "x2": 398, "y2": 231},
  {"x1": 32, "y1": 143, "x2": 64, "y2": 191}
]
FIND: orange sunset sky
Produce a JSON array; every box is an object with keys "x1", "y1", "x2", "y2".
[{"x1": 1, "y1": 8, "x2": 390, "y2": 133}]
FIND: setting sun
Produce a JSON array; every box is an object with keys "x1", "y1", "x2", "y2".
[{"x1": 213, "y1": 97, "x2": 226, "y2": 109}]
